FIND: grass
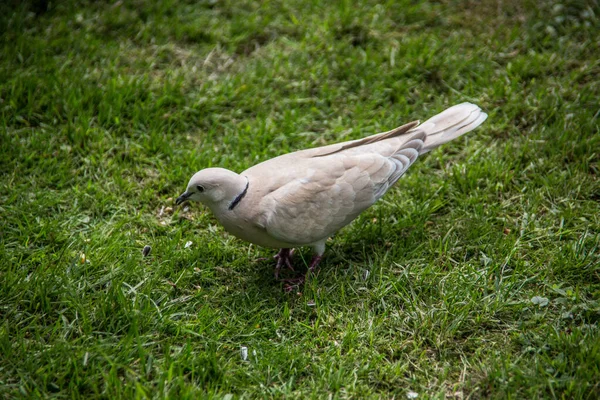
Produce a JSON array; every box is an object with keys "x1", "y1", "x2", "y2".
[{"x1": 1, "y1": 0, "x2": 599, "y2": 398}]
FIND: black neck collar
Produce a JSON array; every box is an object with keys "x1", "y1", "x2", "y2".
[{"x1": 228, "y1": 178, "x2": 249, "y2": 211}]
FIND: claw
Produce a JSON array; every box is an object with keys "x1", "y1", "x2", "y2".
[
  {"x1": 274, "y1": 248, "x2": 295, "y2": 279},
  {"x1": 273, "y1": 249, "x2": 323, "y2": 289},
  {"x1": 283, "y1": 276, "x2": 305, "y2": 292},
  {"x1": 281, "y1": 254, "x2": 323, "y2": 291}
]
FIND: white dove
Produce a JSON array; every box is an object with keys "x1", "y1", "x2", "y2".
[{"x1": 176, "y1": 103, "x2": 487, "y2": 286}]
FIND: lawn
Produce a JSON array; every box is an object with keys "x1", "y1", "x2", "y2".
[{"x1": 1, "y1": 0, "x2": 599, "y2": 398}]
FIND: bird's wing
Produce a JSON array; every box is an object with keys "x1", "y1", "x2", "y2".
[
  {"x1": 296, "y1": 120, "x2": 420, "y2": 158},
  {"x1": 297, "y1": 102, "x2": 486, "y2": 157},
  {"x1": 254, "y1": 133, "x2": 425, "y2": 245},
  {"x1": 247, "y1": 102, "x2": 487, "y2": 245}
]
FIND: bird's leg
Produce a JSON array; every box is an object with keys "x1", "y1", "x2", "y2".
[
  {"x1": 283, "y1": 254, "x2": 323, "y2": 292},
  {"x1": 307, "y1": 254, "x2": 323, "y2": 273},
  {"x1": 274, "y1": 248, "x2": 295, "y2": 279}
]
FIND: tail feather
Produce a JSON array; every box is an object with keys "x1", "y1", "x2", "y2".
[{"x1": 415, "y1": 102, "x2": 487, "y2": 154}]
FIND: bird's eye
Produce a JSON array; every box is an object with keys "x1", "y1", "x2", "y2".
[{"x1": 196, "y1": 185, "x2": 205, "y2": 193}]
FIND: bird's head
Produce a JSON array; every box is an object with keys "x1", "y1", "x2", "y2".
[{"x1": 176, "y1": 168, "x2": 245, "y2": 206}]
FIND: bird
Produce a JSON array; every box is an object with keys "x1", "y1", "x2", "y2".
[{"x1": 176, "y1": 102, "x2": 487, "y2": 288}]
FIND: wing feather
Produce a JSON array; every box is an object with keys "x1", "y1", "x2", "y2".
[{"x1": 257, "y1": 135, "x2": 425, "y2": 244}]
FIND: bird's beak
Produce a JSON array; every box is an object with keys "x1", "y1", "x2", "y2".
[{"x1": 175, "y1": 192, "x2": 191, "y2": 205}]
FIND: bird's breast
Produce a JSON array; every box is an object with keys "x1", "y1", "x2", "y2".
[{"x1": 216, "y1": 209, "x2": 294, "y2": 249}]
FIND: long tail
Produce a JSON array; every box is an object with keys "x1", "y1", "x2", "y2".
[{"x1": 415, "y1": 102, "x2": 487, "y2": 154}]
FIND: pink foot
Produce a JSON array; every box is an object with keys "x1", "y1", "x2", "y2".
[
  {"x1": 282, "y1": 254, "x2": 323, "y2": 292},
  {"x1": 274, "y1": 248, "x2": 295, "y2": 279}
]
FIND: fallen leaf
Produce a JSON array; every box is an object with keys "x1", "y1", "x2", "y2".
[{"x1": 531, "y1": 296, "x2": 549, "y2": 307}]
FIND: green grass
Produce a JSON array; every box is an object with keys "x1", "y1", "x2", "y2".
[{"x1": 1, "y1": 0, "x2": 599, "y2": 398}]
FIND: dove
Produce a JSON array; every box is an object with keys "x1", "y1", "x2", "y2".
[{"x1": 176, "y1": 102, "x2": 487, "y2": 286}]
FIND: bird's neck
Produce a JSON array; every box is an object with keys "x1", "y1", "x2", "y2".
[
  {"x1": 227, "y1": 177, "x2": 249, "y2": 211},
  {"x1": 206, "y1": 175, "x2": 249, "y2": 215}
]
